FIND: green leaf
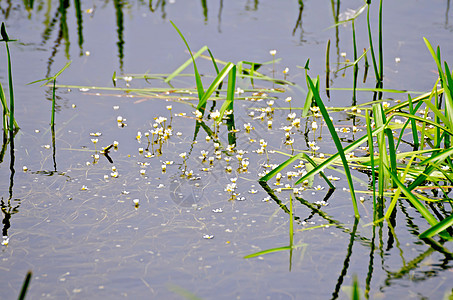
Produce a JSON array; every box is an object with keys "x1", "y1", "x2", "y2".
[
  {"x1": 197, "y1": 62, "x2": 235, "y2": 112},
  {"x1": 260, "y1": 153, "x2": 305, "y2": 182},
  {"x1": 305, "y1": 75, "x2": 359, "y2": 218},
  {"x1": 419, "y1": 214, "x2": 453, "y2": 239}
]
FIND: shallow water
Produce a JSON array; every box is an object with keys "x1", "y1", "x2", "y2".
[{"x1": 1, "y1": 1, "x2": 453, "y2": 299}]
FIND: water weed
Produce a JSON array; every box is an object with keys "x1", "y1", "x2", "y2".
[{"x1": 0, "y1": 22, "x2": 19, "y2": 134}]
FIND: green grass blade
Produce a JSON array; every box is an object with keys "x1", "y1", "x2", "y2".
[
  {"x1": 424, "y1": 37, "x2": 453, "y2": 129},
  {"x1": 164, "y1": 45, "x2": 209, "y2": 84},
  {"x1": 352, "y1": 275, "x2": 361, "y2": 300},
  {"x1": 408, "y1": 95, "x2": 420, "y2": 148},
  {"x1": 384, "y1": 128, "x2": 397, "y2": 188},
  {"x1": 302, "y1": 153, "x2": 335, "y2": 189},
  {"x1": 244, "y1": 246, "x2": 292, "y2": 259},
  {"x1": 419, "y1": 147, "x2": 453, "y2": 166},
  {"x1": 260, "y1": 153, "x2": 304, "y2": 182},
  {"x1": 384, "y1": 166, "x2": 451, "y2": 240},
  {"x1": 366, "y1": 110, "x2": 376, "y2": 214},
  {"x1": 419, "y1": 214, "x2": 453, "y2": 239},
  {"x1": 0, "y1": 81, "x2": 8, "y2": 131},
  {"x1": 170, "y1": 21, "x2": 205, "y2": 102},
  {"x1": 289, "y1": 194, "x2": 294, "y2": 247},
  {"x1": 373, "y1": 103, "x2": 389, "y2": 199},
  {"x1": 390, "y1": 112, "x2": 453, "y2": 136},
  {"x1": 216, "y1": 65, "x2": 236, "y2": 122},
  {"x1": 197, "y1": 62, "x2": 235, "y2": 112},
  {"x1": 306, "y1": 75, "x2": 359, "y2": 218},
  {"x1": 5, "y1": 42, "x2": 15, "y2": 131},
  {"x1": 18, "y1": 271, "x2": 32, "y2": 300},
  {"x1": 302, "y1": 77, "x2": 317, "y2": 118},
  {"x1": 294, "y1": 125, "x2": 385, "y2": 185},
  {"x1": 384, "y1": 155, "x2": 416, "y2": 220},
  {"x1": 366, "y1": 3, "x2": 379, "y2": 83}
]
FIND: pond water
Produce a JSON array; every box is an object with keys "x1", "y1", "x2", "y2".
[{"x1": 1, "y1": 0, "x2": 453, "y2": 299}]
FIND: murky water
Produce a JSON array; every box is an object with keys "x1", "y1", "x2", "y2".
[{"x1": 1, "y1": 1, "x2": 452, "y2": 299}]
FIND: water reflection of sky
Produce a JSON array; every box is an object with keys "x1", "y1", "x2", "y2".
[{"x1": 0, "y1": 1, "x2": 453, "y2": 299}]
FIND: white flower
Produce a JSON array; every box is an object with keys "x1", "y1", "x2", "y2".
[
  {"x1": 292, "y1": 118, "x2": 301, "y2": 127},
  {"x1": 225, "y1": 183, "x2": 237, "y2": 192},
  {"x1": 288, "y1": 113, "x2": 297, "y2": 120},
  {"x1": 155, "y1": 116, "x2": 167, "y2": 124},
  {"x1": 194, "y1": 110, "x2": 203, "y2": 118},
  {"x1": 210, "y1": 110, "x2": 220, "y2": 120},
  {"x1": 179, "y1": 152, "x2": 187, "y2": 159},
  {"x1": 269, "y1": 49, "x2": 277, "y2": 56}
]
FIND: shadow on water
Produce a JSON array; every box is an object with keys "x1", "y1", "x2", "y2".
[
  {"x1": 258, "y1": 180, "x2": 453, "y2": 298},
  {"x1": 1, "y1": 130, "x2": 20, "y2": 247}
]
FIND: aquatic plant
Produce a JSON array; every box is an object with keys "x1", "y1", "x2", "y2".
[
  {"x1": 0, "y1": 22, "x2": 19, "y2": 134},
  {"x1": 29, "y1": 61, "x2": 71, "y2": 127},
  {"x1": 18, "y1": 271, "x2": 32, "y2": 300}
]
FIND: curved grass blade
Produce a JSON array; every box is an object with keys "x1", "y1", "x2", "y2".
[
  {"x1": 170, "y1": 21, "x2": 205, "y2": 102},
  {"x1": 419, "y1": 214, "x2": 453, "y2": 239},
  {"x1": 306, "y1": 75, "x2": 359, "y2": 218}
]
